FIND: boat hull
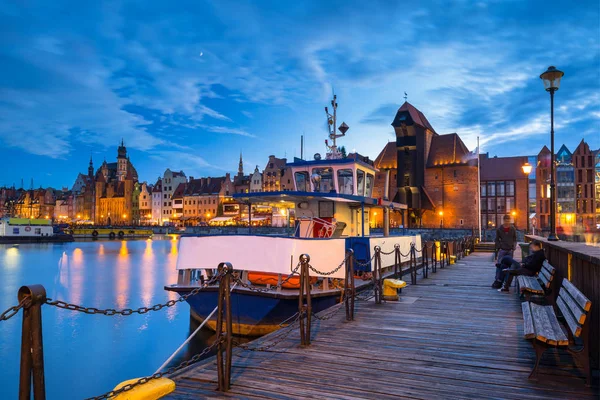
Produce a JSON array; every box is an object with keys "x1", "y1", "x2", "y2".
[
  {"x1": 178, "y1": 288, "x2": 340, "y2": 336},
  {"x1": 0, "y1": 235, "x2": 73, "y2": 244}
]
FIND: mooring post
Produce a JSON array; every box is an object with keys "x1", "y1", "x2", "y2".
[
  {"x1": 410, "y1": 243, "x2": 417, "y2": 285},
  {"x1": 298, "y1": 254, "x2": 312, "y2": 346},
  {"x1": 422, "y1": 244, "x2": 428, "y2": 279},
  {"x1": 216, "y1": 263, "x2": 233, "y2": 392},
  {"x1": 344, "y1": 249, "x2": 355, "y2": 322},
  {"x1": 373, "y1": 246, "x2": 382, "y2": 304},
  {"x1": 18, "y1": 284, "x2": 47, "y2": 400},
  {"x1": 393, "y1": 244, "x2": 401, "y2": 280}
]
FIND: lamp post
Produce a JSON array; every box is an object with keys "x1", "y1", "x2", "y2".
[
  {"x1": 522, "y1": 162, "x2": 532, "y2": 234},
  {"x1": 540, "y1": 66, "x2": 564, "y2": 241},
  {"x1": 439, "y1": 210, "x2": 444, "y2": 229}
]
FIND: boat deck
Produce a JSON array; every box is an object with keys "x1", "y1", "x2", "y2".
[{"x1": 167, "y1": 252, "x2": 599, "y2": 399}]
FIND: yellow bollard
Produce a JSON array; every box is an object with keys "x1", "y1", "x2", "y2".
[
  {"x1": 112, "y1": 377, "x2": 175, "y2": 400},
  {"x1": 449, "y1": 255, "x2": 456, "y2": 264},
  {"x1": 383, "y1": 279, "x2": 407, "y2": 301},
  {"x1": 434, "y1": 241, "x2": 441, "y2": 261}
]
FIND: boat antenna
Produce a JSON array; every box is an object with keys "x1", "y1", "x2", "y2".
[{"x1": 324, "y1": 92, "x2": 349, "y2": 160}]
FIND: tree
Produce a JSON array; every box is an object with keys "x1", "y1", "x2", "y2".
[{"x1": 339, "y1": 146, "x2": 347, "y2": 158}]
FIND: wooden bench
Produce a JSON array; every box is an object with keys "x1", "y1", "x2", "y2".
[
  {"x1": 516, "y1": 260, "x2": 556, "y2": 304},
  {"x1": 521, "y1": 278, "x2": 592, "y2": 385}
]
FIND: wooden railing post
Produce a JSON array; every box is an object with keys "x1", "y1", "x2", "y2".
[
  {"x1": 344, "y1": 250, "x2": 355, "y2": 322},
  {"x1": 18, "y1": 284, "x2": 46, "y2": 400},
  {"x1": 299, "y1": 254, "x2": 312, "y2": 346},
  {"x1": 432, "y1": 242, "x2": 438, "y2": 273},
  {"x1": 373, "y1": 246, "x2": 383, "y2": 304},
  {"x1": 422, "y1": 244, "x2": 429, "y2": 279},
  {"x1": 216, "y1": 263, "x2": 233, "y2": 392}
]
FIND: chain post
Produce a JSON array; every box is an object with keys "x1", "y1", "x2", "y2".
[
  {"x1": 422, "y1": 244, "x2": 429, "y2": 279},
  {"x1": 18, "y1": 285, "x2": 47, "y2": 400},
  {"x1": 373, "y1": 246, "x2": 383, "y2": 304},
  {"x1": 409, "y1": 243, "x2": 416, "y2": 285},
  {"x1": 393, "y1": 244, "x2": 401, "y2": 280},
  {"x1": 298, "y1": 254, "x2": 312, "y2": 346},
  {"x1": 433, "y1": 243, "x2": 437, "y2": 269},
  {"x1": 440, "y1": 241, "x2": 446, "y2": 269},
  {"x1": 344, "y1": 250, "x2": 355, "y2": 322},
  {"x1": 216, "y1": 263, "x2": 233, "y2": 392}
]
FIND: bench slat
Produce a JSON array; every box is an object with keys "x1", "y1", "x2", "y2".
[
  {"x1": 559, "y1": 287, "x2": 588, "y2": 325},
  {"x1": 518, "y1": 276, "x2": 544, "y2": 294},
  {"x1": 542, "y1": 260, "x2": 555, "y2": 276},
  {"x1": 562, "y1": 279, "x2": 591, "y2": 312},
  {"x1": 557, "y1": 296, "x2": 582, "y2": 338},
  {"x1": 530, "y1": 303, "x2": 568, "y2": 346},
  {"x1": 521, "y1": 302, "x2": 535, "y2": 339},
  {"x1": 539, "y1": 268, "x2": 552, "y2": 288}
]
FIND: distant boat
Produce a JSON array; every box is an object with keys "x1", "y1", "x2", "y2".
[
  {"x1": 0, "y1": 217, "x2": 73, "y2": 243},
  {"x1": 68, "y1": 227, "x2": 153, "y2": 240}
]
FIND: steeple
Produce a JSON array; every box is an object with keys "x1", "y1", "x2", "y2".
[
  {"x1": 88, "y1": 155, "x2": 94, "y2": 178},
  {"x1": 238, "y1": 152, "x2": 244, "y2": 177},
  {"x1": 117, "y1": 139, "x2": 127, "y2": 159}
]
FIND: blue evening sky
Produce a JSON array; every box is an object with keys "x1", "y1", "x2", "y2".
[{"x1": 0, "y1": 0, "x2": 599, "y2": 188}]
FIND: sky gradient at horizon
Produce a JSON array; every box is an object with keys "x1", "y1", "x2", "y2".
[{"x1": 0, "y1": 0, "x2": 599, "y2": 188}]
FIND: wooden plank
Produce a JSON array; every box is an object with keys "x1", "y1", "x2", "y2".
[
  {"x1": 518, "y1": 276, "x2": 544, "y2": 294},
  {"x1": 539, "y1": 268, "x2": 552, "y2": 288},
  {"x1": 521, "y1": 302, "x2": 535, "y2": 340},
  {"x1": 562, "y1": 279, "x2": 592, "y2": 312},
  {"x1": 558, "y1": 288, "x2": 588, "y2": 325},
  {"x1": 556, "y1": 296, "x2": 582, "y2": 338}
]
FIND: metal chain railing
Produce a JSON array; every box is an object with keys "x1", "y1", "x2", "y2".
[
  {"x1": 0, "y1": 296, "x2": 31, "y2": 322},
  {"x1": 43, "y1": 271, "x2": 225, "y2": 317},
  {"x1": 86, "y1": 337, "x2": 223, "y2": 400}
]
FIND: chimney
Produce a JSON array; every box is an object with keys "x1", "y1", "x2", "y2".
[
  {"x1": 189, "y1": 176, "x2": 194, "y2": 181},
  {"x1": 207, "y1": 177, "x2": 211, "y2": 186}
]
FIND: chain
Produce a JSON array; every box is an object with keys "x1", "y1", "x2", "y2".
[
  {"x1": 86, "y1": 337, "x2": 223, "y2": 400},
  {"x1": 235, "y1": 313, "x2": 301, "y2": 352},
  {"x1": 45, "y1": 271, "x2": 225, "y2": 316},
  {"x1": 311, "y1": 300, "x2": 346, "y2": 321},
  {"x1": 352, "y1": 253, "x2": 376, "y2": 268},
  {"x1": 0, "y1": 296, "x2": 32, "y2": 322},
  {"x1": 308, "y1": 254, "x2": 349, "y2": 276}
]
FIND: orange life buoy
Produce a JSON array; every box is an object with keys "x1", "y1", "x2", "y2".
[
  {"x1": 25, "y1": 226, "x2": 31, "y2": 232},
  {"x1": 247, "y1": 272, "x2": 317, "y2": 289}
]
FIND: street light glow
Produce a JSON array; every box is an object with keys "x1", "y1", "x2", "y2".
[{"x1": 521, "y1": 162, "x2": 532, "y2": 175}]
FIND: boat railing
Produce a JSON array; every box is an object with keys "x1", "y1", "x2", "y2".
[{"x1": 294, "y1": 217, "x2": 337, "y2": 238}]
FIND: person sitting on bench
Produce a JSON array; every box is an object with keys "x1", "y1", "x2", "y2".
[{"x1": 497, "y1": 240, "x2": 545, "y2": 293}]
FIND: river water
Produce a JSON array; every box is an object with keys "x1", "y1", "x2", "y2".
[{"x1": 0, "y1": 237, "x2": 217, "y2": 399}]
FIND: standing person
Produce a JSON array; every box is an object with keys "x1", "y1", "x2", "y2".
[
  {"x1": 496, "y1": 240, "x2": 546, "y2": 292},
  {"x1": 491, "y1": 215, "x2": 517, "y2": 289}
]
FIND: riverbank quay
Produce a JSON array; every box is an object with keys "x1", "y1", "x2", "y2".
[
  {"x1": 166, "y1": 252, "x2": 598, "y2": 399},
  {"x1": 525, "y1": 235, "x2": 600, "y2": 368}
]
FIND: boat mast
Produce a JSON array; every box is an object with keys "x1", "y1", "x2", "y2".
[{"x1": 324, "y1": 94, "x2": 349, "y2": 160}]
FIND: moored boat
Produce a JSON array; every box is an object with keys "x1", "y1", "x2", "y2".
[
  {"x1": 0, "y1": 217, "x2": 73, "y2": 243},
  {"x1": 68, "y1": 227, "x2": 153, "y2": 239},
  {"x1": 165, "y1": 95, "x2": 420, "y2": 336}
]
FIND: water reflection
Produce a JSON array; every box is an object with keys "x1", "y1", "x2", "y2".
[{"x1": 0, "y1": 237, "x2": 207, "y2": 400}]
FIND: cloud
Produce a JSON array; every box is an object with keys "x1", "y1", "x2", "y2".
[{"x1": 205, "y1": 126, "x2": 255, "y2": 138}]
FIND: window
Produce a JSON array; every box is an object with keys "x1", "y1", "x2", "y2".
[
  {"x1": 164, "y1": 202, "x2": 167, "y2": 207},
  {"x1": 365, "y1": 174, "x2": 374, "y2": 197},
  {"x1": 164, "y1": 194, "x2": 167, "y2": 199},
  {"x1": 460, "y1": 219, "x2": 464, "y2": 225},
  {"x1": 487, "y1": 182, "x2": 495, "y2": 196},
  {"x1": 496, "y1": 197, "x2": 506, "y2": 213},
  {"x1": 453, "y1": 170, "x2": 457, "y2": 178},
  {"x1": 213, "y1": 199, "x2": 216, "y2": 204},
  {"x1": 357, "y1": 170, "x2": 365, "y2": 196},
  {"x1": 506, "y1": 197, "x2": 515, "y2": 213},
  {"x1": 169, "y1": 202, "x2": 172, "y2": 206},
  {"x1": 505, "y1": 181, "x2": 514, "y2": 196},
  {"x1": 480, "y1": 184, "x2": 486, "y2": 197},
  {"x1": 403, "y1": 174, "x2": 410, "y2": 187},
  {"x1": 496, "y1": 182, "x2": 505, "y2": 196},
  {"x1": 578, "y1": 170, "x2": 583, "y2": 182},
  {"x1": 487, "y1": 198, "x2": 496, "y2": 212},
  {"x1": 337, "y1": 169, "x2": 353, "y2": 194},
  {"x1": 311, "y1": 167, "x2": 334, "y2": 192}
]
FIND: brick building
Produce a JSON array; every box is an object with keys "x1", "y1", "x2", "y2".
[
  {"x1": 535, "y1": 139, "x2": 599, "y2": 233},
  {"x1": 373, "y1": 102, "x2": 478, "y2": 228},
  {"x1": 479, "y1": 154, "x2": 529, "y2": 230}
]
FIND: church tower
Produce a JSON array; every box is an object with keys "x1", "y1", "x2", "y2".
[
  {"x1": 88, "y1": 155, "x2": 94, "y2": 178},
  {"x1": 117, "y1": 139, "x2": 127, "y2": 182},
  {"x1": 238, "y1": 152, "x2": 244, "y2": 178}
]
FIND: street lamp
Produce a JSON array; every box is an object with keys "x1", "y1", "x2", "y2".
[
  {"x1": 439, "y1": 210, "x2": 444, "y2": 229},
  {"x1": 522, "y1": 161, "x2": 532, "y2": 234},
  {"x1": 540, "y1": 66, "x2": 564, "y2": 241}
]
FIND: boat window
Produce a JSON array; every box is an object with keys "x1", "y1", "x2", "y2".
[
  {"x1": 311, "y1": 168, "x2": 334, "y2": 192},
  {"x1": 295, "y1": 172, "x2": 310, "y2": 192},
  {"x1": 365, "y1": 173, "x2": 374, "y2": 197},
  {"x1": 337, "y1": 169, "x2": 354, "y2": 194},
  {"x1": 357, "y1": 170, "x2": 365, "y2": 196}
]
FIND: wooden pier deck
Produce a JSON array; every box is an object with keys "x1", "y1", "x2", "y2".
[{"x1": 167, "y1": 252, "x2": 599, "y2": 399}]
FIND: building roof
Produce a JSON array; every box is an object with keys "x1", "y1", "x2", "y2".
[
  {"x1": 183, "y1": 177, "x2": 226, "y2": 196},
  {"x1": 426, "y1": 133, "x2": 473, "y2": 167},
  {"x1": 152, "y1": 178, "x2": 162, "y2": 192},
  {"x1": 391, "y1": 102, "x2": 436, "y2": 133},
  {"x1": 479, "y1": 154, "x2": 529, "y2": 181},
  {"x1": 374, "y1": 142, "x2": 397, "y2": 170}
]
